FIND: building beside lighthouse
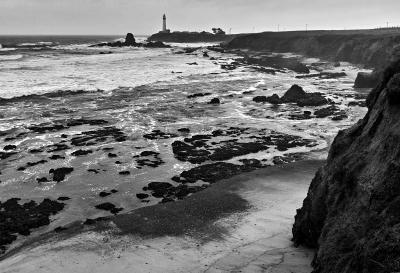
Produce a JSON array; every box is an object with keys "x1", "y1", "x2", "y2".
[{"x1": 160, "y1": 14, "x2": 171, "y2": 33}]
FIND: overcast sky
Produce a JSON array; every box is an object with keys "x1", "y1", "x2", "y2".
[{"x1": 0, "y1": 0, "x2": 399, "y2": 35}]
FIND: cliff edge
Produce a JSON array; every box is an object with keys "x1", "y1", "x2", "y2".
[
  {"x1": 292, "y1": 59, "x2": 400, "y2": 273},
  {"x1": 226, "y1": 30, "x2": 400, "y2": 68}
]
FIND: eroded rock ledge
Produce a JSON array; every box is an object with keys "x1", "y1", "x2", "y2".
[{"x1": 292, "y1": 59, "x2": 400, "y2": 272}]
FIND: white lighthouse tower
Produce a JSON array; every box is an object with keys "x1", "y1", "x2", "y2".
[{"x1": 161, "y1": 14, "x2": 170, "y2": 33}]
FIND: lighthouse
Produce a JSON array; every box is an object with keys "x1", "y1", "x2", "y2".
[
  {"x1": 160, "y1": 14, "x2": 170, "y2": 33},
  {"x1": 163, "y1": 14, "x2": 167, "y2": 32}
]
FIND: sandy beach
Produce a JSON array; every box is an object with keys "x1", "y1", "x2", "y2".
[{"x1": 0, "y1": 160, "x2": 323, "y2": 273}]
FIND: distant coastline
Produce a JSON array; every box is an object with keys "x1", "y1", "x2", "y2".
[{"x1": 148, "y1": 31, "x2": 239, "y2": 43}]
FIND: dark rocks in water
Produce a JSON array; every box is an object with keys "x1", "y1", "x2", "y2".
[
  {"x1": 47, "y1": 143, "x2": 70, "y2": 152},
  {"x1": 281, "y1": 84, "x2": 307, "y2": 101},
  {"x1": 108, "y1": 153, "x2": 118, "y2": 158},
  {"x1": 28, "y1": 119, "x2": 108, "y2": 135},
  {"x1": 95, "y1": 202, "x2": 123, "y2": 214},
  {"x1": 142, "y1": 182, "x2": 206, "y2": 202},
  {"x1": 29, "y1": 148, "x2": 43, "y2": 154},
  {"x1": 70, "y1": 126, "x2": 127, "y2": 146},
  {"x1": 266, "y1": 94, "x2": 282, "y2": 104},
  {"x1": 252, "y1": 96, "x2": 268, "y2": 103},
  {"x1": 187, "y1": 92, "x2": 212, "y2": 99},
  {"x1": 172, "y1": 162, "x2": 252, "y2": 184},
  {"x1": 178, "y1": 128, "x2": 190, "y2": 133},
  {"x1": 136, "y1": 193, "x2": 149, "y2": 200},
  {"x1": 143, "y1": 41, "x2": 171, "y2": 48},
  {"x1": 3, "y1": 145, "x2": 16, "y2": 151},
  {"x1": 99, "y1": 191, "x2": 111, "y2": 198},
  {"x1": 144, "y1": 182, "x2": 174, "y2": 198},
  {"x1": 0, "y1": 198, "x2": 64, "y2": 254},
  {"x1": 119, "y1": 171, "x2": 130, "y2": 176},
  {"x1": 125, "y1": 33, "x2": 136, "y2": 46},
  {"x1": 172, "y1": 128, "x2": 315, "y2": 164},
  {"x1": 134, "y1": 151, "x2": 165, "y2": 168},
  {"x1": 49, "y1": 154, "x2": 65, "y2": 160},
  {"x1": 289, "y1": 111, "x2": 312, "y2": 120},
  {"x1": 348, "y1": 100, "x2": 367, "y2": 107},
  {"x1": 292, "y1": 59, "x2": 400, "y2": 273},
  {"x1": 314, "y1": 105, "x2": 348, "y2": 119},
  {"x1": 221, "y1": 64, "x2": 237, "y2": 70},
  {"x1": 244, "y1": 56, "x2": 310, "y2": 74},
  {"x1": 331, "y1": 114, "x2": 348, "y2": 121},
  {"x1": 18, "y1": 159, "x2": 48, "y2": 171},
  {"x1": 71, "y1": 149, "x2": 93, "y2": 157},
  {"x1": 87, "y1": 169, "x2": 99, "y2": 174},
  {"x1": 295, "y1": 72, "x2": 346, "y2": 79},
  {"x1": 187, "y1": 62, "x2": 198, "y2": 65},
  {"x1": 252, "y1": 66, "x2": 277, "y2": 74},
  {"x1": 354, "y1": 71, "x2": 381, "y2": 88},
  {"x1": 93, "y1": 33, "x2": 170, "y2": 48},
  {"x1": 208, "y1": 98, "x2": 220, "y2": 104},
  {"x1": 36, "y1": 177, "x2": 49, "y2": 183},
  {"x1": 203, "y1": 51, "x2": 209, "y2": 57},
  {"x1": 265, "y1": 85, "x2": 328, "y2": 107},
  {"x1": 314, "y1": 105, "x2": 340, "y2": 118},
  {"x1": 57, "y1": 197, "x2": 71, "y2": 201},
  {"x1": 172, "y1": 140, "x2": 211, "y2": 164},
  {"x1": 143, "y1": 130, "x2": 178, "y2": 140},
  {"x1": 49, "y1": 167, "x2": 74, "y2": 182}
]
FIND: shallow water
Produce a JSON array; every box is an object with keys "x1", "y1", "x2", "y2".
[{"x1": 0, "y1": 35, "x2": 369, "y2": 251}]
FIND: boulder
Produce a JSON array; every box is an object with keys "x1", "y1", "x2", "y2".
[
  {"x1": 354, "y1": 71, "x2": 380, "y2": 88},
  {"x1": 209, "y1": 98, "x2": 220, "y2": 104},
  {"x1": 252, "y1": 96, "x2": 268, "y2": 103},
  {"x1": 265, "y1": 94, "x2": 282, "y2": 104},
  {"x1": 281, "y1": 85, "x2": 307, "y2": 102}
]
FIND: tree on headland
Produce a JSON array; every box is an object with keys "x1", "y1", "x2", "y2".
[{"x1": 212, "y1": 28, "x2": 226, "y2": 35}]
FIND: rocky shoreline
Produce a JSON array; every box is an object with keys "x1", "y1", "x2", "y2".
[{"x1": 0, "y1": 39, "x2": 369, "y2": 260}]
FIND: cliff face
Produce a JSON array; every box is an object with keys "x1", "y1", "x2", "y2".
[
  {"x1": 292, "y1": 59, "x2": 400, "y2": 273},
  {"x1": 227, "y1": 31, "x2": 400, "y2": 68}
]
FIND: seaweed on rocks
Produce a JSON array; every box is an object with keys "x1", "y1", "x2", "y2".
[{"x1": 0, "y1": 198, "x2": 65, "y2": 254}]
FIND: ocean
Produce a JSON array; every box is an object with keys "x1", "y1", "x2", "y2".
[{"x1": 0, "y1": 35, "x2": 369, "y2": 251}]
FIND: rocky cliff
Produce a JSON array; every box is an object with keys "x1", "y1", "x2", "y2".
[
  {"x1": 292, "y1": 59, "x2": 400, "y2": 273},
  {"x1": 226, "y1": 30, "x2": 400, "y2": 68}
]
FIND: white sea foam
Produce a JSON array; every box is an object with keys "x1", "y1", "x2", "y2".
[
  {"x1": 0, "y1": 54, "x2": 23, "y2": 61},
  {"x1": 0, "y1": 46, "x2": 220, "y2": 98}
]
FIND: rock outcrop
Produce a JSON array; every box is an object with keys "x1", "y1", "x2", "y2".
[
  {"x1": 354, "y1": 71, "x2": 381, "y2": 88},
  {"x1": 292, "y1": 59, "x2": 400, "y2": 273},
  {"x1": 262, "y1": 85, "x2": 328, "y2": 107},
  {"x1": 92, "y1": 33, "x2": 170, "y2": 48}
]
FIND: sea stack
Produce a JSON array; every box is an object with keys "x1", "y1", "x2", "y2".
[
  {"x1": 293, "y1": 59, "x2": 400, "y2": 273},
  {"x1": 125, "y1": 33, "x2": 136, "y2": 46}
]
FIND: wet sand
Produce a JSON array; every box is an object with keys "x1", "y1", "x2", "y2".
[{"x1": 0, "y1": 160, "x2": 323, "y2": 273}]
